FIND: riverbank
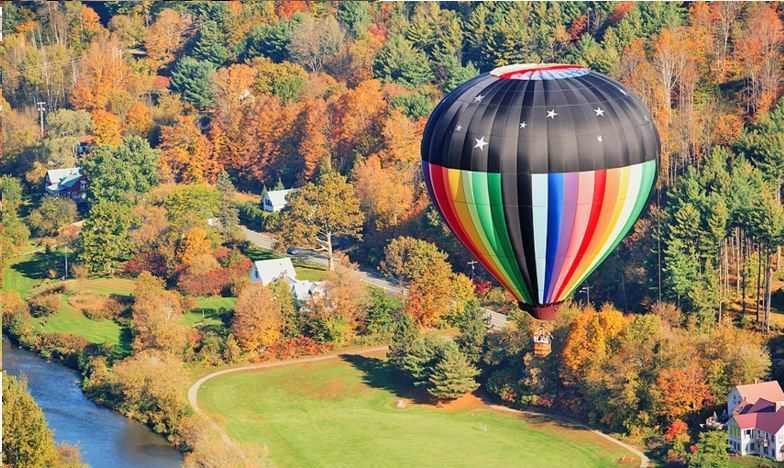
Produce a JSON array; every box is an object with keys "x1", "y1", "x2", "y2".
[{"x1": 3, "y1": 341, "x2": 182, "y2": 468}]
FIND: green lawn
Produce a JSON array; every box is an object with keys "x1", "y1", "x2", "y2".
[
  {"x1": 199, "y1": 355, "x2": 638, "y2": 467},
  {"x1": 3, "y1": 250, "x2": 53, "y2": 298},
  {"x1": 185, "y1": 296, "x2": 236, "y2": 327},
  {"x1": 33, "y1": 296, "x2": 131, "y2": 355}
]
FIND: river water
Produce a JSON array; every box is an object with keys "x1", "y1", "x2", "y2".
[{"x1": 3, "y1": 341, "x2": 182, "y2": 468}]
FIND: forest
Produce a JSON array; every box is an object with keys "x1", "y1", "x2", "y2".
[{"x1": 1, "y1": 2, "x2": 783, "y2": 467}]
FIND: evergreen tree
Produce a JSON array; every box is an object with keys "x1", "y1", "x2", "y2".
[
  {"x1": 454, "y1": 300, "x2": 487, "y2": 365},
  {"x1": 337, "y1": 2, "x2": 370, "y2": 39},
  {"x1": 402, "y1": 333, "x2": 445, "y2": 387},
  {"x1": 387, "y1": 313, "x2": 419, "y2": 369},
  {"x1": 215, "y1": 170, "x2": 239, "y2": 234},
  {"x1": 170, "y1": 57, "x2": 216, "y2": 109},
  {"x1": 372, "y1": 35, "x2": 434, "y2": 88},
  {"x1": 192, "y1": 20, "x2": 229, "y2": 65},
  {"x1": 427, "y1": 345, "x2": 480, "y2": 400}
]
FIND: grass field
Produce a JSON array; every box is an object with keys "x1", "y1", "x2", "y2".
[
  {"x1": 199, "y1": 355, "x2": 638, "y2": 467},
  {"x1": 185, "y1": 296, "x2": 236, "y2": 327},
  {"x1": 33, "y1": 296, "x2": 130, "y2": 354}
]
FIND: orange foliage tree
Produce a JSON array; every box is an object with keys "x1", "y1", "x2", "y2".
[
  {"x1": 231, "y1": 282, "x2": 283, "y2": 352},
  {"x1": 144, "y1": 8, "x2": 192, "y2": 71},
  {"x1": 122, "y1": 101, "x2": 153, "y2": 138},
  {"x1": 70, "y1": 38, "x2": 132, "y2": 111},
  {"x1": 91, "y1": 109, "x2": 122, "y2": 146},
  {"x1": 655, "y1": 364, "x2": 714, "y2": 421},
  {"x1": 159, "y1": 116, "x2": 220, "y2": 183},
  {"x1": 352, "y1": 154, "x2": 414, "y2": 229},
  {"x1": 561, "y1": 305, "x2": 629, "y2": 376},
  {"x1": 331, "y1": 79, "x2": 387, "y2": 169},
  {"x1": 176, "y1": 227, "x2": 212, "y2": 265}
]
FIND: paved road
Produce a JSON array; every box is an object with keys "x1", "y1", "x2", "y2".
[
  {"x1": 188, "y1": 345, "x2": 647, "y2": 468},
  {"x1": 241, "y1": 226, "x2": 508, "y2": 328}
]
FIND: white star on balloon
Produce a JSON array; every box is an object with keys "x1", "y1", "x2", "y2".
[
  {"x1": 474, "y1": 136, "x2": 488, "y2": 151},
  {"x1": 596, "y1": 135, "x2": 603, "y2": 142},
  {"x1": 594, "y1": 107, "x2": 605, "y2": 117},
  {"x1": 474, "y1": 94, "x2": 485, "y2": 102},
  {"x1": 456, "y1": 124, "x2": 462, "y2": 132},
  {"x1": 520, "y1": 121, "x2": 527, "y2": 129},
  {"x1": 547, "y1": 109, "x2": 558, "y2": 119}
]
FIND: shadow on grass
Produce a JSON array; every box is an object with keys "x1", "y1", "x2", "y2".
[
  {"x1": 11, "y1": 252, "x2": 55, "y2": 282},
  {"x1": 339, "y1": 354, "x2": 432, "y2": 404},
  {"x1": 114, "y1": 325, "x2": 134, "y2": 358}
]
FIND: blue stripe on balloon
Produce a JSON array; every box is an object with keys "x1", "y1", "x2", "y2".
[{"x1": 543, "y1": 172, "x2": 564, "y2": 303}]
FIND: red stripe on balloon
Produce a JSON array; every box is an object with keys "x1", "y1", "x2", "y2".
[
  {"x1": 554, "y1": 169, "x2": 607, "y2": 300},
  {"x1": 427, "y1": 164, "x2": 523, "y2": 302}
]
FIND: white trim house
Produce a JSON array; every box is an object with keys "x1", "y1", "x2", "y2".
[
  {"x1": 262, "y1": 189, "x2": 294, "y2": 212},
  {"x1": 727, "y1": 381, "x2": 784, "y2": 462}
]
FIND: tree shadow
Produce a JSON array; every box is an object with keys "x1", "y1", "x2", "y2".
[
  {"x1": 339, "y1": 354, "x2": 432, "y2": 404},
  {"x1": 11, "y1": 252, "x2": 54, "y2": 282}
]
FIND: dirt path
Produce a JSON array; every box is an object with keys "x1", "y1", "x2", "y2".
[{"x1": 188, "y1": 345, "x2": 648, "y2": 467}]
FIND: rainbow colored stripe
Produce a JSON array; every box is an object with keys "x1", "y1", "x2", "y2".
[{"x1": 423, "y1": 159, "x2": 657, "y2": 305}]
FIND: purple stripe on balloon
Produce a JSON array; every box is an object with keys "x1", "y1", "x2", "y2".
[{"x1": 545, "y1": 171, "x2": 579, "y2": 303}]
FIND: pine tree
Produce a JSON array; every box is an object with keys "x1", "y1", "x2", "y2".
[
  {"x1": 427, "y1": 345, "x2": 480, "y2": 400},
  {"x1": 454, "y1": 300, "x2": 487, "y2": 365},
  {"x1": 216, "y1": 170, "x2": 239, "y2": 233},
  {"x1": 388, "y1": 313, "x2": 419, "y2": 369}
]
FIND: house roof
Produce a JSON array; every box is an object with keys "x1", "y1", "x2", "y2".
[
  {"x1": 46, "y1": 167, "x2": 83, "y2": 192},
  {"x1": 264, "y1": 189, "x2": 294, "y2": 207},
  {"x1": 251, "y1": 258, "x2": 296, "y2": 286},
  {"x1": 283, "y1": 276, "x2": 324, "y2": 301},
  {"x1": 735, "y1": 381, "x2": 784, "y2": 405},
  {"x1": 732, "y1": 399, "x2": 784, "y2": 434}
]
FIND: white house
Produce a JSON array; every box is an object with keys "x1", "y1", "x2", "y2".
[
  {"x1": 727, "y1": 380, "x2": 784, "y2": 462},
  {"x1": 249, "y1": 258, "x2": 297, "y2": 286},
  {"x1": 248, "y1": 257, "x2": 324, "y2": 302},
  {"x1": 283, "y1": 276, "x2": 325, "y2": 302},
  {"x1": 262, "y1": 189, "x2": 294, "y2": 212}
]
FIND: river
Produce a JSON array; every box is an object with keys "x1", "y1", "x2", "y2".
[{"x1": 3, "y1": 341, "x2": 182, "y2": 468}]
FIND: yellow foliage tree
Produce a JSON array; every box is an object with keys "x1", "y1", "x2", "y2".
[
  {"x1": 231, "y1": 282, "x2": 283, "y2": 351},
  {"x1": 177, "y1": 227, "x2": 212, "y2": 265}
]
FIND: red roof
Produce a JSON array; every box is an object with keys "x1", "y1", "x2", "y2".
[
  {"x1": 732, "y1": 398, "x2": 784, "y2": 434},
  {"x1": 735, "y1": 381, "x2": 784, "y2": 404},
  {"x1": 152, "y1": 75, "x2": 170, "y2": 89}
]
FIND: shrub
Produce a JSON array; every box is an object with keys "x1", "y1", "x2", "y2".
[
  {"x1": 68, "y1": 293, "x2": 124, "y2": 320},
  {"x1": 29, "y1": 294, "x2": 61, "y2": 318},
  {"x1": 238, "y1": 202, "x2": 263, "y2": 230},
  {"x1": 260, "y1": 337, "x2": 330, "y2": 360},
  {"x1": 36, "y1": 333, "x2": 91, "y2": 366},
  {"x1": 1, "y1": 290, "x2": 29, "y2": 327}
]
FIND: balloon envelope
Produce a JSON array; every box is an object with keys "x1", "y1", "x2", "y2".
[{"x1": 421, "y1": 64, "x2": 659, "y2": 320}]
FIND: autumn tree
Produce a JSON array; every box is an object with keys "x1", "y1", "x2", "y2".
[
  {"x1": 231, "y1": 282, "x2": 283, "y2": 351},
  {"x1": 352, "y1": 155, "x2": 415, "y2": 230},
  {"x1": 287, "y1": 15, "x2": 344, "y2": 73},
  {"x1": 655, "y1": 363, "x2": 714, "y2": 421},
  {"x1": 70, "y1": 37, "x2": 133, "y2": 111},
  {"x1": 122, "y1": 101, "x2": 153, "y2": 138},
  {"x1": 381, "y1": 236, "x2": 449, "y2": 286},
  {"x1": 131, "y1": 272, "x2": 188, "y2": 354},
  {"x1": 177, "y1": 227, "x2": 212, "y2": 265},
  {"x1": 294, "y1": 98, "x2": 331, "y2": 181},
  {"x1": 331, "y1": 79, "x2": 387, "y2": 169},
  {"x1": 404, "y1": 258, "x2": 454, "y2": 327},
  {"x1": 561, "y1": 305, "x2": 629, "y2": 377},
  {"x1": 27, "y1": 197, "x2": 77, "y2": 237},
  {"x1": 159, "y1": 116, "x2": 220, "y2": 183},
  {"x1": 279, "y1": 172, "x2": 364, "y2": 270},
  {"x1": 2, "y1": 375, "x2": 61, "y2": 467},
  {"x1": 144, "y1": 8, "x2": 192, "y2": 71},
  {"x1": 91, "y1": 109, "x2": 122, "y2": 146}
]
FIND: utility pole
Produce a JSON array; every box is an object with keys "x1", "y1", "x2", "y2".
[
  {"x1": 580, "y1": 283, "x2": 591, "y2": 305},
  {"x1": 36, "y1": 101, "x2": 46, "y2": 137},
  {"x1": 467, "y1": 260, "x2": 477, "y2": 280},
  {"x1": 63, "y1": 245, "x2": 68, "y2": 280}
]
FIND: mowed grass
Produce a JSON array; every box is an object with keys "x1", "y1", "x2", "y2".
[
  {"x1": 200, "y1": 356, "x2": 637, "y2": 467},
  {"x1": 33, "y1": 295, "x2": 131, "y2": 355},
  {"x1": 185, "y1": 296, "x2": 236, "y2": 327}
]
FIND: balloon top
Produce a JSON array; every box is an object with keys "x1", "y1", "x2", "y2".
[{"x1": 491, "y1": 63, "x2": 588, "y2": 80}]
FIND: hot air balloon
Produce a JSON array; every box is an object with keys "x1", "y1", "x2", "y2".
[{"x1": 421, "y1": 63, "x2": 659, "y2": 329}]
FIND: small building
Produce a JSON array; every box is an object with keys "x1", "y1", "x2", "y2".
[
  {"x1": 283, "y1": 276, "x2": 325, "y2": 302},
  {"x1": 45, "y1": 167, "x2": 88, "y2": 203},
  {"x1": 248, "y1": 257, "x2": 324, "y2": 302},
  {"x1": 727, "y1": 380, "x2": 784, "y2": 462},
  {"x1": 262, "y1": 189, "x2": 294, "y2": 212},
  {"x1": 249, "y1": 258, "x2": 297, "y2": 286}
]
